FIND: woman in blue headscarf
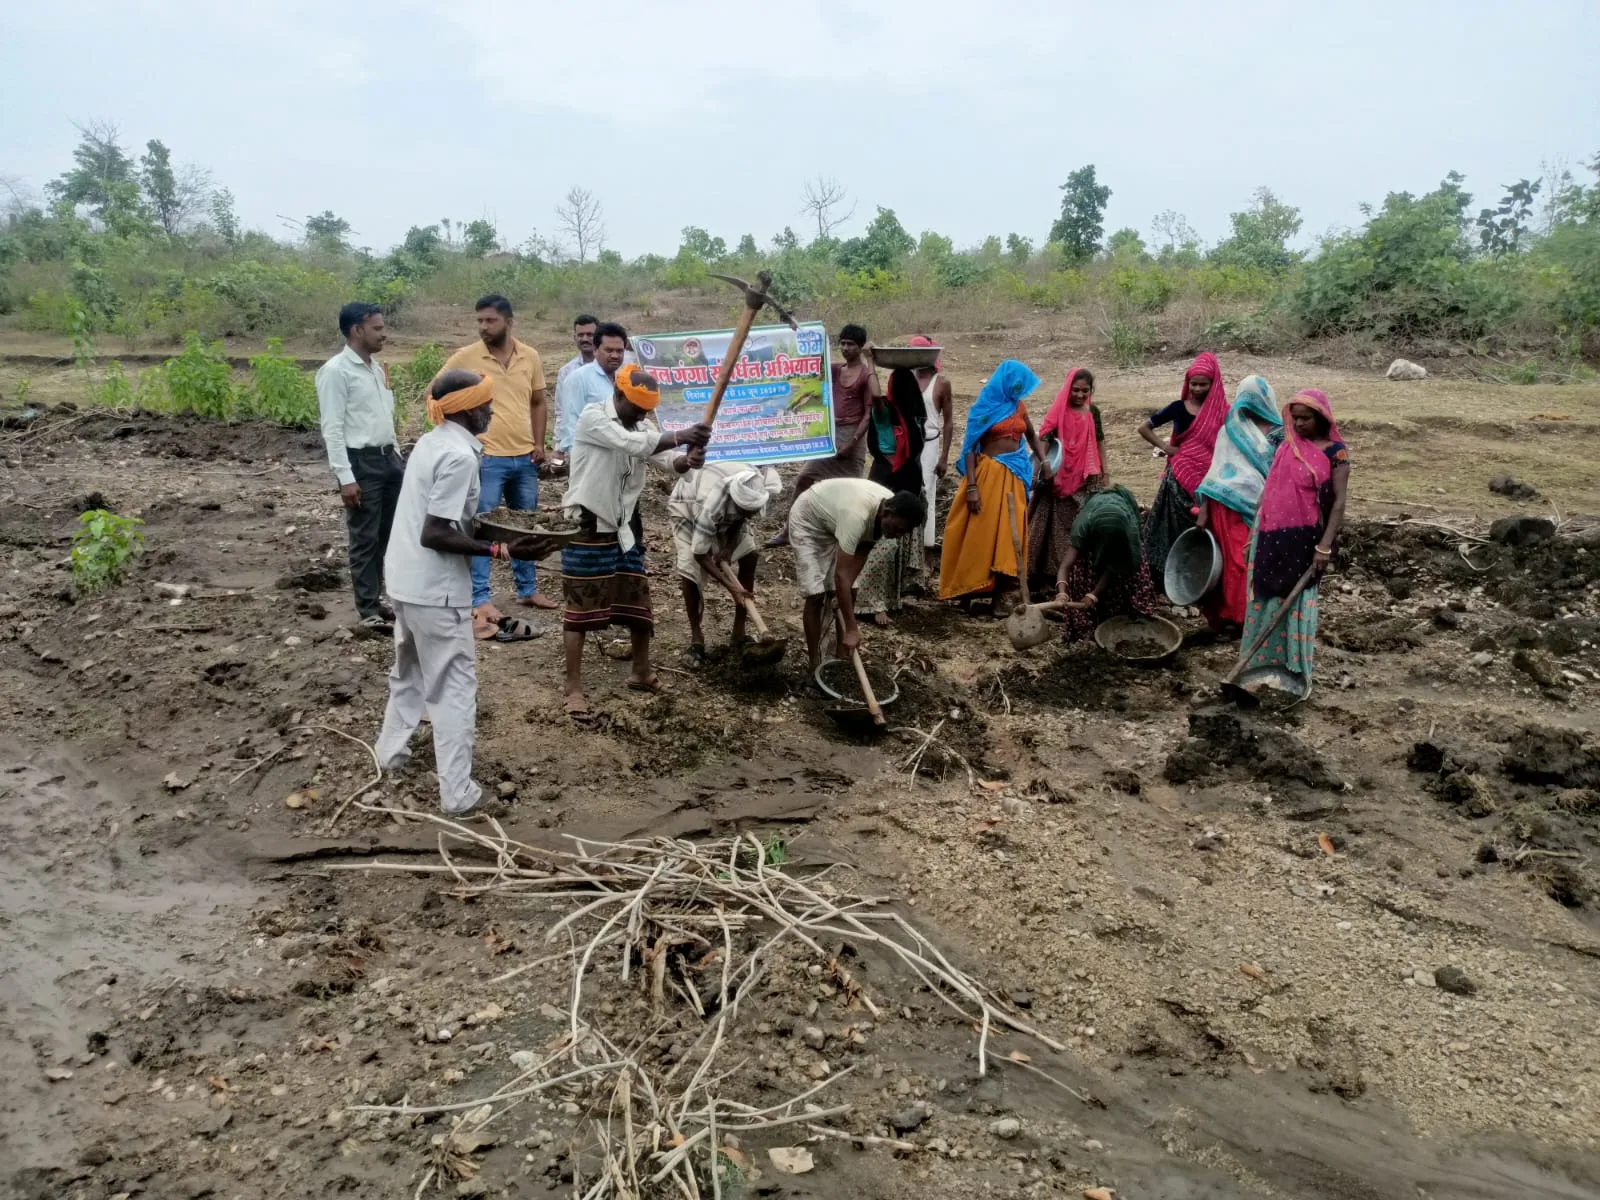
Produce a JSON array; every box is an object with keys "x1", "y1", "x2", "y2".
[
  {"x1": 1194, "y1": 375, "x2": 1282, "y2": 632},
  {"x1": 938, "y1": 360, "x2": 1055, "y2": 612}
]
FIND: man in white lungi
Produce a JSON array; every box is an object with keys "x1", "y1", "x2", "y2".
[
  {"x1": 908, "y1": 336, "x2": 953, "y2": 575},
  {"x1": 377, "y1": 369, "x2": 559, "y2": 814},
  {"x1": 667, "y1": 458, "x2": 781, "y2": 666},
  {"x1": 786, "y1": 477, "x2": 925, "y2": 671}
]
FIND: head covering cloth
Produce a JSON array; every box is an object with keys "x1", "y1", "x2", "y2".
[
  {"x1": 957, "y1": 359, "x2": 1041, "y2": 496},
  {"x1": 615, "y1": 363, "x2": 661, "y2": 411},
  {"x1": 1165, "y1": 351, "x2": 1229, "y2": 494},
  {"x1": 426, "y1": 375, "x2": 494, "y2": 426},
  {"x1": 1039, "y1": 367, "x2": 1102, "y2": 498},
  {"x1": 1195, "y1": 375, "x2": 1282, "y2": 520}
]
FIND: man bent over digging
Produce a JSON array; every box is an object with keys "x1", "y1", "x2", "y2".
[{"x1": 560, "y1": 363, "x2": 711, "y2": 719}]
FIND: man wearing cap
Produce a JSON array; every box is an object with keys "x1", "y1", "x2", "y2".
[
  {"x1": 377, "y1": 369, "x2": 560, "y2": 815},
  {"x1": 561, "y1": 364, "x2": 712, "y2": 718},
  {"x1": 667, "y1": 458, "x2": 782, "y2": 666}
]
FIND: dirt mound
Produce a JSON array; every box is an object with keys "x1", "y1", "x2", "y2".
[
  {"x1": 1342, "y1": 519, "x2": 1600, "y2": 615},
  {"x1": 1165, "y1": 707, "x2": 1345, "y2": 793}
]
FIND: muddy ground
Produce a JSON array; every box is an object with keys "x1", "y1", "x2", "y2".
[{"x1": 2, "y1": 404, "x2": 1599, "y2": 1200}]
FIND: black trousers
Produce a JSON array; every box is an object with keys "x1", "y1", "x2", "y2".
[{"x1": 344, "y1": 445, "x2": 406, "y2": 618}]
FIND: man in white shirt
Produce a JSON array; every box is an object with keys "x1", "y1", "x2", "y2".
[
  {"x1": 560, "y1": 364, "x2": 711, "y2": 718},
  {"x1": 667, "y1": 460, "x2": 781, "y2": 666},
  {"x1": 315, "y1": 302, "x2": 403, "y2": 633},
  {"x1": 378, "y1": 369, "x2": 559, "y2": 815},
  {"x1": 786, "y1": 478, "x2": 926, "y2": 670},
  {"x1": 554, "y1": 321, "x2": 630, "y2": 454},
  {"x1": 554, "y1": 313, "x2": 598, "y2": 396}
]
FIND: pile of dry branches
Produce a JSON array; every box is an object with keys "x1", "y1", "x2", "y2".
[{"x1": 334, "y1": 806, "x2": 1070, "y2": 1198}]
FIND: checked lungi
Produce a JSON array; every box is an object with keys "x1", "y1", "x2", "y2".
[{"x1": 561, "y1": 516, "x2": 653, "y2": 633}]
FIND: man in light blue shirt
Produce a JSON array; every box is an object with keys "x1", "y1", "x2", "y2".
[{"x1": 554, "y1": 321, "x2": 630, "y2": 453}]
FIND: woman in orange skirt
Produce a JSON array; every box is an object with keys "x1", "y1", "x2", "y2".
[{"x1": 939, "y1": 360, "x2": 1054, "y2": 614}]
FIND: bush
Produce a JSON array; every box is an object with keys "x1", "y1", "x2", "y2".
[
  {"x1": 392, "y1": 342, "x2": 446, "y2": 428},
  {"x1": 206, "y1": 259, "x2": 343, "y2": 335},
  {"x1": 92, "y1": 360, "x2": 135, "y2": 409},
  {"x1": 165, "y1": 332, "x2": 237, "y2": 418},
  {"x1": 72, "y1": 509, "x2": 145, "y2": 595},
  {"x1": 245, "y1": 338, "x2": 317, "y2": 427}
]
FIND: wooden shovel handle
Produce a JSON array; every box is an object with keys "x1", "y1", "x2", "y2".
[
  {"x1": 1223, "y1": 563, "x2": 1319, "y2": 685},
  {"x1": 851, "y1": 649, "x2": 886, "y2": 726},
  {"x1": 705, "y1": 557, "x2": 770, "y2": 638},
  {"x1": 701, "y1": 303, "x2": 760, "y2": 429},
  {"x1": 1005, "y1": 491, "x2": 1031, "y2": 606}
]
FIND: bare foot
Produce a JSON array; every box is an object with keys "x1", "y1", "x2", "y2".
[{"x1": 871, "y1": 611, "x2": 891, "y2": 628}]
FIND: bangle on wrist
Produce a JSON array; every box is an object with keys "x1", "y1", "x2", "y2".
[{"x1": 1314, "y1": 546, "x2": 1333, "y2": 557}]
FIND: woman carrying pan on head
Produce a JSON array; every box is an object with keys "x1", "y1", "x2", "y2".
[
  {"x1": 1234, "y1": 388, "x2": 1349, "y2": 700},
  {"x1": 1052, "y1": 484, "x2": 1158, "y2": 643},
  {"x1": 1027, "y1": 365, "x2": 1107, "y2": 595},
  {"x1": 938, "y1": 360, "x2": 1055, "y2": 615},
  {"x1": 1193, "y1": 375, "x2": 1283, "y2": 635},
  {"x1": 855, "y1": 367, "x2": 928, "y2": 625},
  {"x1": 1138, "y1": 351, "x2": 1229, "y2": 588}
]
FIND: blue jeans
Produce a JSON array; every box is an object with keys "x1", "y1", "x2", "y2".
[{"x1": 471, "y1": 454, "x2": 540, "y2": 607}]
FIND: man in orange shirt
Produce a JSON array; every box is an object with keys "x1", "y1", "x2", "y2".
[{"x1": 443, "y1": 294, "x2": 556, "y2": 636}]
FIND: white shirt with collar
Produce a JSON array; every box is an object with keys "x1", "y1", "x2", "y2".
[
  {"x1": 314, "y1": 344, "x2": 397, "y2": 486},
  {"x1": 564, "y1": 400, "x2": 678, "y2": 552},
  {"x1": 556, "y1": 353, "x2": 592, "y2": 392},
  {"x1": 384, "y1": 421, "x2": 483, "y2": 609}
]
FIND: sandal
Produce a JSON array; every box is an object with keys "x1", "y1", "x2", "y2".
[
  {"x1": 564, "y1": 694, "x2": 593, "y2": 722},
  {"x1": 358, "y1": 614, "x2": 394, "y2": 637},
  {"x1": 683, "y1": 644, "x2": 708, "y2": 670},
  {"x1": 626, "y1": 674, "x2": 666, "y2": 695},
  {"x1": 493, "y1": 616, "x2": 543, "y2": 642}
]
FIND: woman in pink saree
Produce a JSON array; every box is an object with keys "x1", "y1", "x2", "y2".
[{"x1": 1236, "y1": 389, "x2": 1350, "y2": 699}]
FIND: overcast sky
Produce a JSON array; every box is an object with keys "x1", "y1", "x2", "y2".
[{"x1": 4, "y1": 0, "x2": 1597, "y2": 258}]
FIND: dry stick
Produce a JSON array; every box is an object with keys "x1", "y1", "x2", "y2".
[
  {"x1": 996, "y1": 1052, "x2": 1098, "y2": 1107},
  {"x1": 805, "y1": 1123, "x2": 919, "y2": 1153},
  {"x1": 228, "y1": 744, "x2": 289, "y2": 785},
  {"x1": 292, "y1": 723, "x2": 383, "y2": 832},
  {"x1": 889, "y1": 724, "x2": 977, "y2": 788},
  {"x1": 412, "y1": 1165, "x2": 435, "y2": 1200},
  {"x1": 350, "y1": 1060, "x2": 626, "y2": 1116}
]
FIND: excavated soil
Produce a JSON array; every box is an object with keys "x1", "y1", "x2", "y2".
[{"x1": 2, "y1": 408, "x2": 1599, "y2": 1200}]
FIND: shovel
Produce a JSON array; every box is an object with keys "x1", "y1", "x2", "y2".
[
  {"x1": 844, "y1": 648, "x2": 888, "y2": 729},
  {"x1": 1003, "y1": 491, "x2": 1075, "y2": 650},
  {"x1": 705, "y1": 559, "x2": 787, "y2": 666},
  {"x1": 1219, "y1": 563, "x2": 1319, "y2": 708}
]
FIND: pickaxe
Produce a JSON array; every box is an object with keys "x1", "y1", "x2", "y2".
[{"x1": 702, "y1": 270, "x2": 798, "y2": 427}]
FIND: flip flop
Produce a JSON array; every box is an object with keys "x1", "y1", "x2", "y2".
[
  {"x1": 682, "y1": 644, "x2": 708, "y2": 670},
  {"x1": 626, "y1": 674, "x2": 665, "y2": 695},
  {"x1": 564, "y1": 695, "x2": 593, "y2": 722},
  {"x1": 494, "y1": 617, "x2": 543, "y2": 642}
]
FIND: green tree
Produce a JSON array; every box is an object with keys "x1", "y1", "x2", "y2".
[
  {"x1": 735, "y1": 233, "x2": 758, "y2": 257},
  {"x1": 139, "y1": 140, "x2": 178, "y2": 236},
  {"x1": 1549, "y1": 152, "x2": 1600, "y2": 227},
  {"x1": 771, "y1": 226, "x2": 800, "y2": 253},
  {"x1": 1106, "y1": 227, "x2": 1149, "y2": 262},
  {"x1": 1004, "y1": 233, "x2": 1033, "y2": 265},
  {"x1": 1151, "y1": 210, "x2": 1201, "y2": 266},
  {"x1": 1211, "y1": 187, "x2": 1304, "y2": 272},
  {"x1": 48, "y1": 121, "x2": 138, "y2": 222},
  {"x1": 836, "y1": 207, "x2": 915, "y2": 273},
  {"x1": 917, "y1": 230, "x2": 953, "y2": 260},
  {"x1": 678, "y1": 225, "x2": 727, "y2": 263},
  {"x1": 305, "y1": 210, "x2": 351, "y2": 252},
  {"x1": 1476, "y1": 179, "x2": 1541, "y2": 256},
  {"x1": 461, "y1": 218, "x2": 498, "y2": 256},
  {"x1": 209, "y1": 188, "x2": 239, "y2": 246},
  {"x1": 1048, "y1": 164, "x2": 1111, "y2": 264}
]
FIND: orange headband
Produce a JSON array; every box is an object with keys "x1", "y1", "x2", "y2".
[
  {"x1": 426, "y1": 375, "x2": 494, "y2": 426},
  {"x1": 615, "y1": 364, "x2": 661, "y2": 412}
]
